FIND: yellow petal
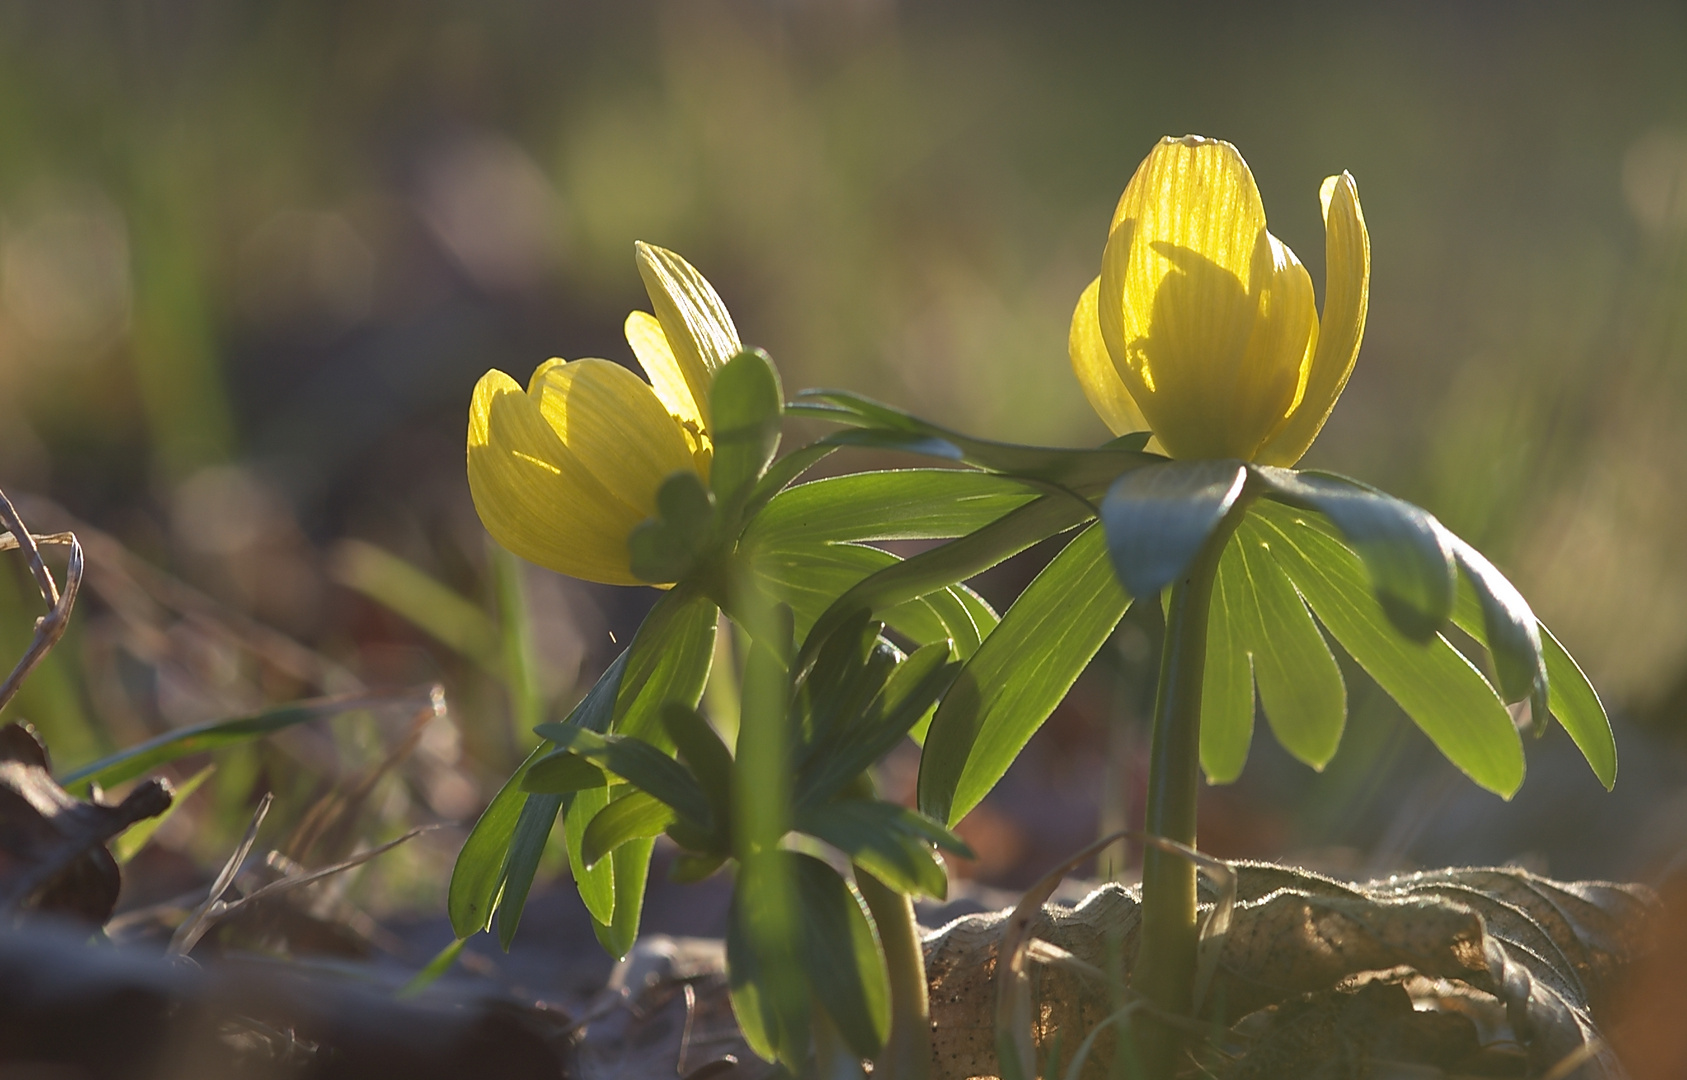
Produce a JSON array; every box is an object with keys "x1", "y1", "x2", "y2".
[
  {"x1": 634, "y1": 242, "x2": 741, "y2": 428},
  {"x1": 625, "y1": 310, "x2": 708, "y2": 435},
  {"x1": 467, "y1": 368, "x2": 647, "y2": 585},
  {"x1": 1257, "y1": 172, "x2": 1371, "y2": 466},
  {"x1": 1098, "y1": 136, "x2": 1313, "y2": 459},
  {"x1": 1069, "y1": 276, "x2": 1149, "y2": 437},
  {"x1": 528, "y1": 357, "x2": 700, "y2": 516}
]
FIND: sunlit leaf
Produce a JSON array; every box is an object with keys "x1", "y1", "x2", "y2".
[
  {"x1": 920, "y1": 523, "x2": 1132, "y2": 825},
  {"x1": 792, "y1": 852, "x2": 892, "y2": 1059},
  {"x1": 1200, "y1": 545, "x2": 1253, "y2": 784},
  {"x1": 1254, "y1": 467, "x2": 1456, "y2": 640},
  {"x1": 1249, "y1": 502, "x2": 1523, "y2": 797},
  {"x1": 581, "y1": 788, "x2": 676, "y2": 868}
]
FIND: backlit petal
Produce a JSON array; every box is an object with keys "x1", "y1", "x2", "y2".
[
  {"x1": 625, "y1": 310, "x2": 708, "y2": 433},
  {"x1": 635, "y1": 242, "x2": 741, "y2": 427},
  {"x1": 1257, "y1": 172, "x2": 1370, "y2": 466},
  {"x1": 467, "y1": 368, "x2": 646, "y2": 585},
  {"x1": 1098, "y1": 136, "x2": 1278, "y2": 458},
  {"x1": 529, "y1": 357, "x2": 700, "y2": 516},
  {"x1": 1069, "y1": 276, "x2": 1149, "y2": 437}
]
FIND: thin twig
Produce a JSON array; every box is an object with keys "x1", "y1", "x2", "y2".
[
  {"x1": 171, "y1": 792, "x2": 275, "y2": 958},
  {"x1": 0, "y1": 490, "x2": 84, "y2": 715}
]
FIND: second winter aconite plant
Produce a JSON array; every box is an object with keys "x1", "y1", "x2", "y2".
[{"x1": 451, "y1": 139, "x2": 1615, "y2": 1080}]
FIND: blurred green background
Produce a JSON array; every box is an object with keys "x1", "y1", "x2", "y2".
[{"x1": 1, "y1": 0, "x2": 1685, "y2": 904}]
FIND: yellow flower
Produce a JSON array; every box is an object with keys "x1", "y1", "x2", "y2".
[
  {"x1": 467, "y1": 242, "x2": 742, "y2": 585},
  {"x1": 1070, "y1": 135, "x2": 1370, "y2": 465}
]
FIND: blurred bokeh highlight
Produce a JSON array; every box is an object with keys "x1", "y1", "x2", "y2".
[{"x1": 1, "y1": 0, "x2": 1685, "y2": 923}]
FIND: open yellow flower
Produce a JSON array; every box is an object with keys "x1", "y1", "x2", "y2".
[
  {"x1": 1070, "y1": 135, "x2": 1370, "y2": 464},
  {"x1": 467, "y1": 242, "x2": 742, "y2": 585}
]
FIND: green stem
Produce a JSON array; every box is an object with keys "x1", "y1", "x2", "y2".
[
  {"x1": 856, "y1": 868, "x2": 931, "y2": 1080},
  {"x1": 1132, "y1": 510, "x2": 1244, "y2": 1078}
]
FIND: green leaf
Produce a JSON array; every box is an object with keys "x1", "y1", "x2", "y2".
[
  {"x1": 610, "y1": 584, "x2": 718, "y2": 747},
  {"x1": 798, "y1": 641, "x2": 958, "y2": 808},
  {"x1": 734, "y1": 605, "x2": 795, "y2": 857},
  {"x1": 628, "y1": 471, "x2": 717, "y2": 584},
  {"x1": 742, "y1": 443, "x2": 837, "y2": 520},
  {"x1": 519, "y1": 752, "x2": 608, "y2": 794},
  {"x1": 495, "y1": 792, "x2": 562, "y2": 950},
  {"x1": 61, "y1": 691, "x2": 411, "y2": 791},
  {"x1": 728, "y1": 850, "x2": 809, "y2": 1066},
  {"x1": 1230, "y1": 527, "x2": 1347, "y2": 770},
  {"x1": 1253, "y1": 467, "x2": 1456, "y2": 641},
  {"x1": 791, "y1": 853, "x2": 892, "y2": 1059},
  {"x1": 566, "y1": 783, "x2": 615, "y2": 924},
  {"x1": 528, "y1": 727, "x2": 713, "y2": 831},
  {"x1": 398, "y1": 937, "x2": 468, "y2": 1000},
  {"x1": 788, "y1": 389, "x2": 1155, "y2": 493},
  {"x1": 710, "y1": 348, "x2": 784, "y2": 505},
  {"x1": 448, "y1": 743, "x2": 546, "y2": 938},
  {"x1": 1200, "y1": 545, "x2": 1254, "y2": 785},
  {"x1": 1539, "y1": 625, "x2": 1615, "y2": 789},
  {"x1": 1098, "y1": 459, "x2": 1249, "y2": 599},
  {"x1": 753, "y1": 542, "x2": 968, "y2": 648},
  {"x1": 660, "y1": 703, "x2": 734, "y2": 835},
  {"x1": 593, "y1": 836, "x2": 656, "y2": 960},
  {"x1": 795, "y1": 494, "x2": 1090, "y2": 671},
  {"x1": 1440, "y1": 527, "x2": 1548, "y2": 720},
  {"x1": 582, "y1": 788, "x2": 677, "y2": 868},
  {"x1": 1249, "y1": 502, "x2": 1523, "y2": 798},
  {"x1": 797, "y1": 799, "x2": 956, "y2": 899},
  {"x1": 743, "y1": 469, "x2": 1040, "y2": 554},
  {"x1": 919, "y1": 523, "x2": 1132, "y2": 825},
  {"x1": 113, "y1": 763, "x2": 214, "y2": 865}
]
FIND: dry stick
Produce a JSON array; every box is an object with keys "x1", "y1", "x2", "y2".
[
  {"x1": 169, "y1": 789, "x2": 434, "y2": 958},
  {"x1": 0, "y1": 490, "x2": 84, "y2": 715}
]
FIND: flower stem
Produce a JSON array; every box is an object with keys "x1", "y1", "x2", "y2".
[
  {"x1": 1132, "y1": 512, "x2": 1243, "y2": 1078},
  {"x1": 856, "y1": 868, "x2": 931, "y2": 1080}
]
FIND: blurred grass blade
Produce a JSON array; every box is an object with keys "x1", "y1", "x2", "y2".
[
  {"x1": 919, "y1": 523, "x2": 1131, "y2": 826},
  {"x1": 398, "y1": 937, "x2": 468, "y2": 1000},
  {"x1": 1254, "y1": 467, "x2": 1456, "y2": 640},
  {"x1": 493, "y1": 544, "x2": 545, "y2": 734},
  {"x1": 1200, "y1": 543, "x2": 1254, "y2": 784},
  {"x1": 329, "y1": 540, "x2": 500, "y2": 673},
  {"x1": 61, "y1": 688, "x2": 434, "y2": 792},
  {"x1": 112, "y1": 763, "x2": 214, "y2": 865},
  {"x1": 1098, "y1": 459, "x2": 1248, "y2": 599},
  {"x1": 1249, "y1": 502, "x2": 1523, "y2": 798}
]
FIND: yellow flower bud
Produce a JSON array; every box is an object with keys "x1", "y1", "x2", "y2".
[
  {"x1": 467, "y1": 244, "x2": 741, "y2": 585},
  {"x1": 1070, "y1": 136, "x2": 1370, "y2": 465}
]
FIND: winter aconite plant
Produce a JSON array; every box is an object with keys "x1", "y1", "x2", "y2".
[{"x1": 451, "y1": 139, "x2": 1615, "y2": 1080}]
